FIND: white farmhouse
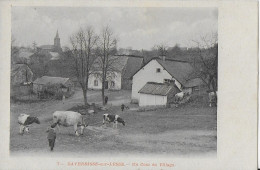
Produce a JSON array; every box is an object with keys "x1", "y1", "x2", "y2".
[
  {"x1": 88, "y1": 55, "x2": 144, "y2": 90},
  {"x1": 131, "y1": 57, "x2": 203, "y2": 103}
]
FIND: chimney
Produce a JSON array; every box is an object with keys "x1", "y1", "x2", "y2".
[{"x1": 159, "y1": 55, "x2": 166, "y2": 61}]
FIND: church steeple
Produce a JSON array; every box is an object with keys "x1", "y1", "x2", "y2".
[
  {"x1": 55, "y1": 30, "x2": 59, "y2": 39},
  {"x1": 54, "y1": 30, "x2": 61, "y2": 52}
]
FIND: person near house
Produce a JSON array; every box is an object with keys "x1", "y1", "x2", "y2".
[
  {"x1": 121, "y1": 104, "x2": 125, "y2": 112},
  {"x1": 104, "y1": 96, "x2": 108, "y2": 105},
  {"x1": 62, "y1": 95, "x2": 65, "y2": 104},
  {"x1": 46, "y1": 124, "x2": 57, "y2": 151}
]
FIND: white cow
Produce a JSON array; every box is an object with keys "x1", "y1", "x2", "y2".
[
  {"x1": 18, "y1": 114, "x2": 40, "y2": 135},
  {"x1": 209, "y1": 91, "x2": 218, "y2": 107},
  {"x1": 175, "y1": 92, "x2": 185, "y2": 102},
  {"x1": 52, "y1": 111, "x2": 88, "y2": 136}
]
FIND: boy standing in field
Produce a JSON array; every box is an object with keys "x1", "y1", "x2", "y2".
[{"x1": 46, "y1": 124, "x2": 57, "y2": 151}]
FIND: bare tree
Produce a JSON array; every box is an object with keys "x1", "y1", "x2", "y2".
[
  {"x1": 32, "y1": 41, "x2": 37, "y2": 52},
  {"x1": 11, "y1": 35, "x2": 20, "y2": 64},
  {"x1": 191, "y1": 33, "x2": 218, "y2": 98},
  {"x1": 155, "y1": 43, "x2": 168, "y2": 57},
  {"x1": 69, "y1": 26, "x2": 98, "y2": 106},
  {"x1": 95, "y1": 26, "x2": 118, "y2": 105}
]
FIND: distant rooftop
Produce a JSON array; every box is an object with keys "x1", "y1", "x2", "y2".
[
  {"x1": 33, "y1": 76, "x2": 70, "y2": 86},
  {"x1": 39, "y1": 45, "x2": 55, "y2": 50}
]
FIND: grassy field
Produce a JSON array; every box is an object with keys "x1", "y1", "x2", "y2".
[{"x1": 10, "y1": 88, "x2": 217, "y2": 156}]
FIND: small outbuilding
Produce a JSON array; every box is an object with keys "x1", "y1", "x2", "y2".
[
  {"x1": 138, "y1": 82, "x2": 180, "y2": 107},
  {"x1": 33, "y1": 76, "x2": 74, "y2": 98}
]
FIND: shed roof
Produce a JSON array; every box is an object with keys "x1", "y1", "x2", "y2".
[
  {"x1": 33, "y1": 76, "x2": 70, "y2": 86},
  {"x1": 138, "y1": 82, "x2": 180, "y2": 96}
]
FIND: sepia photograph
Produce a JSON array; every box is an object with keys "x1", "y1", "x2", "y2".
[
  {"x1": 10, "y1": 6, "x2": 218, "y2": 156},
  {"x1": 0, "y1": 0, "x2": 258, "y2": 169}
]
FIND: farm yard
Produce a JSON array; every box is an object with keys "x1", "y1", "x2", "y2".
[{"x1": 10, "y1": 88, "x2": 217, "y2": 156}]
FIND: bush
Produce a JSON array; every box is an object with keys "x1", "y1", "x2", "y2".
[{"x1": 54, "y1": 91, "x2": 63, "y2": 100}]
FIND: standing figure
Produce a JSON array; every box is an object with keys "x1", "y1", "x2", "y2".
[
  {"x1": 62, "y1": 95, "x2": 65, "y2": 104},
  {"x1": 46, "y1": 124, "x2": 57, "y2": 151},
  {"x1": 121, "y1": 104, "x2": 125, "y2": 112},
  {"x1": 104, "y1": 96, "x2": 108, "y2": 105}
]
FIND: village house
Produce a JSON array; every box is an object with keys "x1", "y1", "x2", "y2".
[
  {"x1": 11, "y1": 64, "x2": 34, "y2": 85},
  {"x1": 11, "y1": 64, "x2": 34, "y2": 96},
  {"x1": 11, "y1": 47, "x2": 34, "y2": 64},
  {"x1": 88, "y1": 55, "x2": 144, "y2": 90},
  {"x1": 131, "y1": 57, "x2": 204, "y2": 104},
  {"x1": 33, "y1": 76, "x2": 74, "y2": 98}
]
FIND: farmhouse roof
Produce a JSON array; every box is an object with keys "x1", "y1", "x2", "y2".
[
  {"x1": 122, "y1": 56, "x2": 144, "y2": 79},
  {"x1": 184, "y1": 78, "x2": 204, "y2": 88},
  {"x1": 33, "y1": 76, "x2": 70, "y2": 86},
  {"x1": 91, "y1": 55, "x2": 144, "y2": 76},
  {"x1": 110, "y1": 55, "x2": 129, "y2": 72},
  {"x1": 156, "y1": 59, "x2": 194, "y2": 85},
  {"x1": 138, "y1": 82, "x2": 180, "y2": 96}
]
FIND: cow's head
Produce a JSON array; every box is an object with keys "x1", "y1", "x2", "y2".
[
  {"x1": 51, "y1": 122, "x2": 58, "y2": 128},
  {"x1": 34, "y1": 117, "x2": 40, "y2": 124},
  {"x1": 79, "y1": 118, "x2": 88, "y2": 135},
  {"x1": 24, "y1": 126, "x2": 30, "y2": 133},
  {"x1": 117, "y1": 117, "x2": 125, "y2": 126}
]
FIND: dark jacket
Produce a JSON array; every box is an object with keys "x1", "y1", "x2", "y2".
[{"x1": 46, "y1": 128, "x2": 56, "y2": 140}]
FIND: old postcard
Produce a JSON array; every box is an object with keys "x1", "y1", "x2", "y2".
[{"x1": 0, "y1": 0, "x2": 258, "y2": 170}]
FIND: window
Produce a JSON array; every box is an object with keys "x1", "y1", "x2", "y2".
[
  {"x1": 94, "y1": 80, "x2": 98, "y2": 86},
  {"x1": 110, "y1": 81, "x2": 115, "y2": 88},
  {"x1": 164, "y1": 79, "x2": 175, "y2": 85},
  {"x1": 164, "y1": 79, "x2": 171, "y2": 83},
  {"x1": 156, "y1": 68, "x2": 161, "y2": 73}
]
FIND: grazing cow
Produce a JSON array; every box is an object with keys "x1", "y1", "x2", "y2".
[
  {"x1": 103, "y1": 113, "x2": 125, "y2": 128},
  {"x1": 53, "y1": 111, "x2": 88, "y2": 136},
  {"x1": 18, "y1": 114, "x2": 40, "y2": 135},
  {"x1": 209, "y1": 91, "x2": 218, "y2": 107}
]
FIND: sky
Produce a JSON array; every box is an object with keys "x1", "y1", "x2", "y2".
[{"x1": 12, "y1": 7, "x2": 218, "y2": 50}]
